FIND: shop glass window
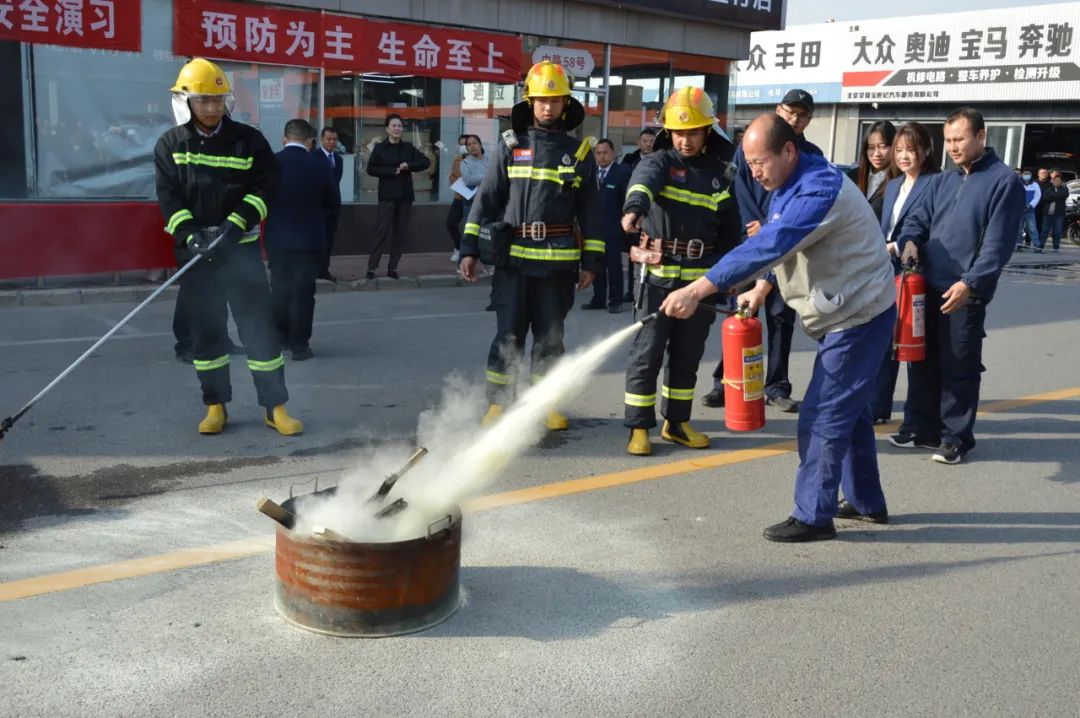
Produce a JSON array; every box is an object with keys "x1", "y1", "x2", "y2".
[{"x1": 324, "y1": 72, "x2": 458, "y2": 204}]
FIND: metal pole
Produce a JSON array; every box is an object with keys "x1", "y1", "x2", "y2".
[
  {"x1": 601, "y1": 43, "x2": 612, "y2": 138},
  {"x1": 0, "y1": 235, "x2": 225, "y2": 442}
]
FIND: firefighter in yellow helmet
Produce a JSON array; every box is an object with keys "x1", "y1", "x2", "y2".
[
  {"x1": 459, "y1": 61, "x2": 604, "y2": 431},
  {"x1": 154, "y1": 58, "x2": 303, "y2": 436},
  {"x1": 620, "y1": 87, "x2": 741, "y2": 455}
]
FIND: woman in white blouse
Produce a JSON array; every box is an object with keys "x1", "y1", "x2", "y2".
[{"x1": 873, "y1": 122, "x2": 939, "y2": 424}]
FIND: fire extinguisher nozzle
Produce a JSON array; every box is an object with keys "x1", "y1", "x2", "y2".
[{"x1": 638, "y1": 311, "x2": 659, "y2": 326}]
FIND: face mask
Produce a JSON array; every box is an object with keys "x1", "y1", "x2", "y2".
[{"x1": 1022, "y1": 174, "x2": 1032, "y2": 181}]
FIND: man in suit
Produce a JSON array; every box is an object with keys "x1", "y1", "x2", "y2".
[
  {"x1": 265, "y1": 119, "x2": 335, "y2": 361},
  {"x1": 582, "y1": 139, "x2": 632, "y2": 313},
  {"x1": 314, "y1": 127, "x2": 343, "y2": 281}
]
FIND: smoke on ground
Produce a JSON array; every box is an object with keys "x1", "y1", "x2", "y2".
[{"x1": 291, "y1": 321, "x2": 643, "y2": 542}]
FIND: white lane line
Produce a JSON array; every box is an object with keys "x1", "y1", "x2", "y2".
[{"x1": 0, "y1": 311, "x2": 486, "y2": 348}]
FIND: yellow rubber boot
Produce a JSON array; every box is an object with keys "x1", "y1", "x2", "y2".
[
  {"x1": 482, "y1": 404, "x2": 504, "y2": 427},
  {"x1": 198, "y1": 404, "x2": 227, "y2": 435},
  {"x1": 266, "y1": 405, "x2": 303, "y2": 436},
  {"x1": 627, "y1": 428, "x2": 652, "y2": 456},
  {"x1": 546, "y1": 410, "x2": 569, "y2": 431},
  {"x1": 661, "y1": 420, "x2": 710, "y2": 449}
]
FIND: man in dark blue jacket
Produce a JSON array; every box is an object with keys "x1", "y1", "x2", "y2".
[
  {"x1": 702, "y1": 88, "x2": 823, "y2": 413},
  {"x1": 581, "y1": 139, "x2": 632, "y2": 313},
  {"x1": 893, "y1": 107, "x2": 1025, "y2": 464},
  {"x1": 265, "y1": 119, "x2": 336, "y2": 361},
  {"x1": 313, "y1": 127, "x2": 343, "y2": 280}
]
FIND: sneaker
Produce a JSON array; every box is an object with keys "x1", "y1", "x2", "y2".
[
  {"x1": 450, "y1": 249, "x2": 461, "y2": 263},
  {"x1": 701, "y1": 388, "x2": 725, "y2": 408},
  {"x1": 932, "y1": 443, "x2": 966, "y2": 465},
  {"x1": 763, "y1": 517, "x2": 836, "y2": 543},
  {"x1": 765, "y1": 394, "x2": 800, "y2": 413},
  {"x1": 836, "y1": 498, "x2": 889, "y2": 524},
  {"x1": 888, "y1": 431, "x2": 940, "y2": 449}
]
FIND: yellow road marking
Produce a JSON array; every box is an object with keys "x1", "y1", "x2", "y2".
[{"x1": 2, "y1": 386, "x2": 1077, "y2": 603}]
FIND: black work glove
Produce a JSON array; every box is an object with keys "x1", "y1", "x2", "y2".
[
  {"x1": 186, "y1": 229, "x2": 215, "y2": 256},
  {"x1": 214, "y1": 221, "x2": 245, "y2": 246}
]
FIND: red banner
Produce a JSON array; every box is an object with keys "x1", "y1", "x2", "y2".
[
  {"x1": 174, "y1": 0, "x2": 521, "y2": 82},
  {"x1": 0, "y1": 0, "x2": 140, "y2": 51}
]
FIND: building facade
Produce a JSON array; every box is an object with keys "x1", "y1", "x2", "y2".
[
  {"x1": 0, "y1": 0, "x2": 780, "y2": 280},
  {"x1": 729, "y1": 3, "x2": 1080, "y2": 174}
]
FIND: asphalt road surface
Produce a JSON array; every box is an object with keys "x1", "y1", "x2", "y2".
[{"x1": 2, "y1": 251, "x2": 1079, "y2": 716}]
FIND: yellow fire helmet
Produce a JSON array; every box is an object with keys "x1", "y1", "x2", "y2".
[
  {"x1": 169, "y1": 58, "x2": 234, "y2": 126},
  {"x1": 661, "y1": 87, "x2": 716, "y2": 131},
  {"x1": 171, "y1": 57, "x2": 231, "y2": 95},
  {"x1": 523, "y1": 60, "x2": 573, "y2": 100}
]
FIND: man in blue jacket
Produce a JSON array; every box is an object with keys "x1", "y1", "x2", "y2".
[
  {"x1": 893, "y1": 107, "x2": 1025, "y2": 465},
  {"x1": 702, "y1": 88, "x2": 823, "y2": 414},
  {"x1": 660, "y1": 114, "x2": 896, "y2": 542},
  {"x1": 265, "y1": 119, "x2": 336, "y2": 361}
]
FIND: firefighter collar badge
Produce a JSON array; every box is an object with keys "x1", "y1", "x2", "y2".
[
  {"x1": 712, "y1": 178, "x2": 721, "y2": 190},
  {"x1": 561, "y1": 154, "x2": 572, "y2": 165}
]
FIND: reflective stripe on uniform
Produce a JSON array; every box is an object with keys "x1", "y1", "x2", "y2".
[
  {"x1": 658, "y1": 185, "x2": 731, "y2": 211},
  {"x1": 172, "y1": 152, "x2": 254, "y2": 170},
  {"x1": 243, "y1": 194, "x2": 268, "y2": 220},
  {"x1": 507, "y1": 166, "x2": 564, "y2": 184},
  {"x1": 486, "y1": 370, "x2": 514, "y2": 385},
  {"x1": 237, "y1": 233, "x2": 260, "y2": 244},
  {"x1": 624, "y1": 392, "x2": 656, "y2": 407},
  {"x1": 247, "y1": 355, "x2": 285, "y2": 372},
  {"x1": 464, "y1": 222, "x2": 481, "y2": 237},
  {"x1": 226, "y1": 212, "x2": 247, "y2": 230},
  {"x1": 627, "y1": 184, "x2": 654, "y2": 202},
  {"x1": 647, "y1": 265, "x2": 709, "y2": 281},
  {"x1": 165, "y1": 209, "x2": 194, "y2": 235},
  {"x1": 509, "y1": 245, "x2": 581, "y2": 262},
  {"x1": 661, "y1": 386, "x2": 695, "y2": 401},
  {"x1": 194, "y1": 355, "x2": 230, "y2": 372},
  {"x1": 583, "y1": 239, "x2": 605, "y2": 253}
]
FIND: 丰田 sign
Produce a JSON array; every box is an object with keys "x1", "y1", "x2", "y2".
[{"x1": 731, "y1": 2, "x2": 1080, "y2": 104}]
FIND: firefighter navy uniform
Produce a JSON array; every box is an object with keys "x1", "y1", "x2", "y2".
[
  {"x1": 461, "y1": 92, "x2": 603, "y2": 414},
  {"x1": 154, "y1": 111, "x2": 291, "y2": 428},
  {"x1": 623, "y1": 147, "x2": 740, "y2": 439}
]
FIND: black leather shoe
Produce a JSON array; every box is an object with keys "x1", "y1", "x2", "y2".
[
  {"x1": 763, "y1": 517, "x2": 836, "y2": 543},
  {"x1": 387, "y1": 270, "x2": 400, "y2": 279},
  {"x1": 701, "y1": 388, "x2": 725, "y2": 408},
  {"x1": 836, "y1": 499, "x2": 889, "y2": 524},
  {"x1": 291, "y1": 346, "x2": 314, "y2": 361},
  {"x1": 766, "y1": 395, "x2": 800, "y2": 413},
  {"x1": 580, "y1": 300, "x2": 605, "y2": 310},
  {"x1": 608, "y1": 303, "x2": 623, "y2": 314}
]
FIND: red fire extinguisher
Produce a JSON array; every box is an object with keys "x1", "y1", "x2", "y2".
[
  {"x1": 722, "y1": 307, "x2": 766, "y2": 432},
  {"x1": 894, "y1": 260, "x2": 926, "y2": 362}
]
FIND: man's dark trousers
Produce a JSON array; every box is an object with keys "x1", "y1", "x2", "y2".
[
  {"x1": 710, "y1": 288, "x2": 796, "y2": 399},
  {"x1": 485, "y1": 270, "x2": 575, "y2": 404},
  {"x1": 369, "y1": 200, "x2": 410, "y2": 273},
  {"x1": 899, "y1": 291, "x2": 987, "y2": 452},
  {"x1": 184, "y1": 244, "x2": 287, "y2": 408},
  {"x1": 269, "y1": 249, "x2": 320, "y2": 351},
  {"x1": 590, "y1": 240, "x2": 625, "y2": 306},
  {"x1": 793, "y1": 307, "x2": 894, "y2": 526}
]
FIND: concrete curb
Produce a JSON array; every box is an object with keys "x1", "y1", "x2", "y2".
[{"x1": 0, "y1": 273, "x2": 491, "y2": 309}]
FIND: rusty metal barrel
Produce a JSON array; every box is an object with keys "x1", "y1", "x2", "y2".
[{"x1": 275, "y1": 490, "x2": 461, "y2": 637}]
